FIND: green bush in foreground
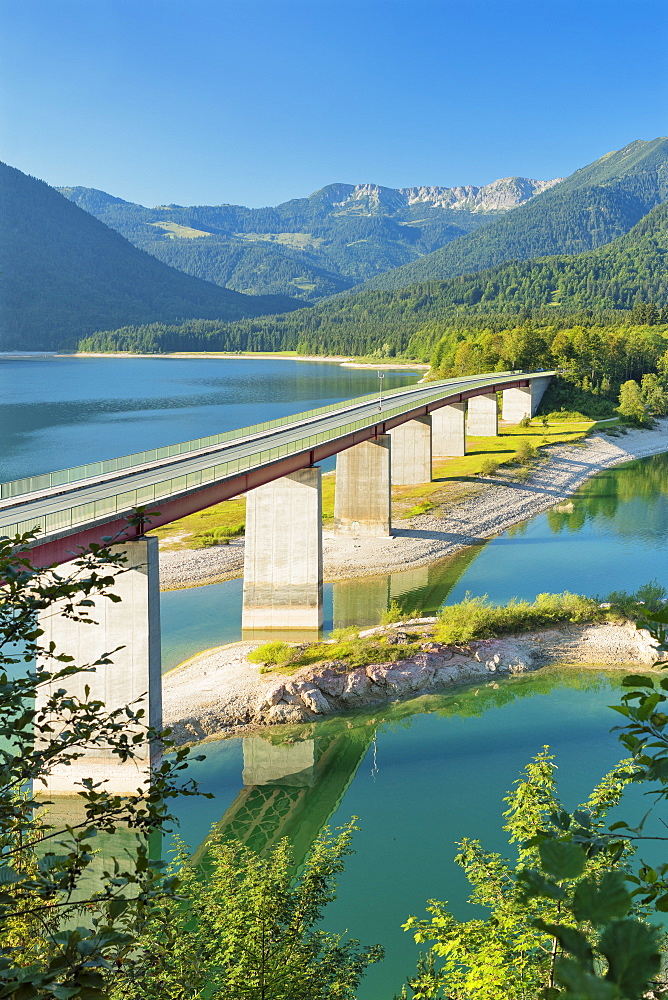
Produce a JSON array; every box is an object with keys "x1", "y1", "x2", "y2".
[
  {"x1": 435, "y1": 592, "x2": 601, "y2": 643},
  {"x1": 110, "y1": 822, "x2": 383, "y2": 1000}
]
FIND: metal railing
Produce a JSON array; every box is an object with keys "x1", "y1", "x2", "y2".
[{"x1": 1, "y1": 370, "x2": 554, "y2": 543}]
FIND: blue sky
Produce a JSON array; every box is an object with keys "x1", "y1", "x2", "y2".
[{"x1": 1, "y1": 0, "x2": 666, "y2": 208}]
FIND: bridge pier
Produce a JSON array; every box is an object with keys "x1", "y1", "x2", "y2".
[
  {"x1": 467, "y1": 393, "x2": 498, "y2": 436},
  {"x1": 502, "y1": 376, "x2": 552, "y2": 421},
  {"x1": 36, "y1": 537, "x2": 162, "y2": 794},
  {"x1": 334, "y1": 436, "x2": 391, "y2": 536},
  {"x1": 389, "y1": 416, "x2": 432, "y2": 484},
  {"x1": 432, "y1": 402, "x2": 467, "y2": 457},
  {"x1": 242, "y1": 467, "x2": 323, "y2": 632}
]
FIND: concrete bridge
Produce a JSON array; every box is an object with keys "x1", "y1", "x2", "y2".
[{"x1": 1, "y1": 368, "x2": 553, "y2": 791}]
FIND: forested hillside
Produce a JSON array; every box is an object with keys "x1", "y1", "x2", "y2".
[
  {"x1": 79, "y1": 200, "x2": 668, "y2": 359},
  {"x1": 59, "y1": 176, "x2": 554, "y2": 301},
  {"x1": 0, "y1": 163, "x2": 300, "y2": 350},
  {"x1": 360, "y1": 137, "x2": 668, "y2": 291}
]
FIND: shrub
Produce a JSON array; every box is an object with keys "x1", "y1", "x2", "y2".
[
  {"x1": 381, "y1": 600, "x2": 404, "y2": 624},
  {"x1": 479, "y1": 457, "x2": 501, "y2": 476},
  {"x1": 435, "y1": 592, "x2": 601, "y2": 643},
  {"x1": 196, "y1": 522, "x2": 245, "y2": 547},
  {"x1": 247, "y1": 641, "x2": 294, "y2": 666},
  {"x1": 518, "y1": 415, "x2": 531, "y2": 428},
  {"x1": 514, "y1": 440, "x2": 538, "y2": 465},
  {"x1": 599, "y1": 579, "x2": 667, "y2": 617}
]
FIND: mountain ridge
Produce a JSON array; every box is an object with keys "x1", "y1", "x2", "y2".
[
  {"x1": 358, "y1": 137, "x2": 668, "y2": 292},
  {"x1": 0, "y1": 163, "x2": 301, "y2": 351}
]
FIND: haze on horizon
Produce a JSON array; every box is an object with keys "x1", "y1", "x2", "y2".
[{"x1": 1, "y1": 0, "x2": 667, "y2": 208}]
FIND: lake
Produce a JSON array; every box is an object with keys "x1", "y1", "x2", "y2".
[{"x1": 170, "y1": 668, "x2": 662, "y2": 999}]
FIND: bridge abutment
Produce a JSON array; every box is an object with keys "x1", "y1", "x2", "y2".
[
  {"x1": 334, "y1": 435, "x2": 391, "y2": 536},
  {"x1": 36, "y1": 537, "x2": 162, "y2": 794},
  {"x1": 467, "y1": 393, "x2": 499, "y2": 436},
  {"x1": 242, "y1": 467, "x2": 324, "y2": 632},
  {"x1": 432, "y1": 402, "x2": 467, "y2": 457},
  {"x1": 389, "y1": 416, "x2": 432, "y2": 484}
]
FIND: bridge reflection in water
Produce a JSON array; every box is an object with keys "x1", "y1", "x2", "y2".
[{"x1": 191, "y1": 730, "x2": 375, "y2": 867}]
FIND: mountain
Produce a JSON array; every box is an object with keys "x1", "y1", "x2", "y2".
[
  {"x1": 78, "y1": 199, "x2": 668, "y2": 358},
  {"x1": 0, "y1": 163, "x2": 301, "y2": 351},
  {"x1": 359, "y1": 138, "x2": 668, "y2": 291},
  {"x1": 58, "y1": 176, "x2": 557, "y2": 302}
]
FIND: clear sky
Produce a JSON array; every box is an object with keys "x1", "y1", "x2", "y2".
[{"x1": 1, "y1": 0, "x2": 666, "y2": 208}]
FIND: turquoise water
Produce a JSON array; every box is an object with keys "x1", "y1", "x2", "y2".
[
  {"x1": 172, "y1": 669, "x2": 662, "y2": 1000},
  {"x1": 161, "y1": 452, "x2": 668, "y2": 670},
  {"x1": 0, "y1": 355, "x2": 419, "y2": 481}
]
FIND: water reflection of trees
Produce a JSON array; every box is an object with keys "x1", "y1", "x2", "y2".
[{"x1": 546, "y1": 453, "x2": 668, "y2": 535}]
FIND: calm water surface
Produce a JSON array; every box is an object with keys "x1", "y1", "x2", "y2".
[
  {"x1": 171, "y1": 669, "x2": 663, "y2": 1000},
  {"x1": 0, "y1": 355, "x2": 419, "y2": 480}
]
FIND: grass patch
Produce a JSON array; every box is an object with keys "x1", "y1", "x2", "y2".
[
  {"x1": 435, "y1": 592, "x2": 601, "y2": 644},
  {"x1": 250, "y1": 634, "x2": 423, "y2": 674}
]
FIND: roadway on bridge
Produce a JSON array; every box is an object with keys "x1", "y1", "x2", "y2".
[{"x1": 0, "y1": 370, "x2": 554, "y2": 556}]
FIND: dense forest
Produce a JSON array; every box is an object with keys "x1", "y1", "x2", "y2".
[
  {"x1": 80, "y1": 200, "x2": 668, "y2": 363},
  {"x1": 361, "y1": 137, "x2": 668, "y2": 291},
  {"x1": 0, "y1": 163, "x2": 301, "y2": 350}
]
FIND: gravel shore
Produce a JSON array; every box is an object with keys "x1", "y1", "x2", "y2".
[{"x1": 159, "y1": 419, "x2": 668, "y2": 590}]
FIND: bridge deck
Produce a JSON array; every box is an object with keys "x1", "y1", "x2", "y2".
[{"x1": 0, "y1": 370, "x2": 555, "y2": 565}]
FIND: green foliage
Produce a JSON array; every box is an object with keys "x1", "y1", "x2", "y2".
[
  {"x1": 435, "y1": 592, "x2": 600, "y2": 643},
  {"x1": 197, "y1": 521, "x2": 245, "y2": 547},
  {"x1": 398, "y1": 749, "x2": 640, "y2": 1000},
  {"x1": 108, "y1": 821, "x2": 383, "y2": 1000},
  {"x1": 381, "y1": 600, "x2": 405, "y2": 624},
  {"x1": 0, "y1": 529, "x2": 206, "y2": 998},
  {"x1": 479, "y1": 457, "x2": 501, "y2": 476},
  {"x1": 514, "y1": 439, "x2": 538, "y2": 464},
  {"x1": 617, "y1": 380, "x2": 649, "y2": 425},
  {"x1": 249, "y1": 632, "x2": 422, "y2": 674},
  {"x1": 599, "y1": 580, "x2": 667, "y2": 618},
  {"x1": 247, "y1": 641, "x2": 294, "y2": 666}
]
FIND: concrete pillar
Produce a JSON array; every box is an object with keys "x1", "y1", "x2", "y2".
[
  {"x1": 242, "y1": 467, "x2": 323, "y2": 631},
  {"x1": 502, "y1": 376, "x2": 553, "y2": 422},
  {"x1": 467, "y1": 393, "x2": 498, "y2": 436},
  {"x1": 432, "y1": 402, "x2": 466, "y2": 457},
  {"x1": 36, "y1": 537, "x2": 162, "y2": 794},
  {"x1": 389, "y1": 416, "x2": 432, "y2": 485},
  {"x1": 334, "y1": 436, "x2": 391, "y2": 536}
]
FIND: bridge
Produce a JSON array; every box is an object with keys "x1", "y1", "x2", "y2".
[{"x1": 2, "y1": 368, "x2": 554, "y2": 791}]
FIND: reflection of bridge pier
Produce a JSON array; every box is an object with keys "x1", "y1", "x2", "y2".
[{"x1": 191, "y1": 730, "x2": 374, "y2": 868}]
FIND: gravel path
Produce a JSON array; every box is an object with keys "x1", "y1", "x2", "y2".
[{"x1": 159, "y1": 419, "x2": 668, "y2": 589}]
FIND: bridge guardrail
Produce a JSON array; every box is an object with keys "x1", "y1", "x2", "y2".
[
  {"x1": 0, "y1": 378, "x2": 442, "y2": 501},
  {"x1": 2, "y1": 378, "x2": 506, "y2": 540}
]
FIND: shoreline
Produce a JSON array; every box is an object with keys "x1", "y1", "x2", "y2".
[
  {"x1": 158, "y1": 419, "x2": 668, "y2": 592},
  {"x1": 41, "y1": 351, "x2": 428, "y2": 370},
  {"x1": 163, "y1": 619, "x2": 667, "y2": 745}
]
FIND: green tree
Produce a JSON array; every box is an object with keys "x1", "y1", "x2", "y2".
[
  {"x1": 0, "y1": 527, "x2": 204, "y2": 998},
  {"x1": 110, "y1": 822, "x2": 382, "y2": 1000},
  {"x1": 640, "y1": 372, "x2": 668, "y2": 415},
  {"x1": 617, "y1": 379, "x2": 647, "y2": 423},
  {"x1": 398, "y1": 750, "x2": 640, "y2": 999}
]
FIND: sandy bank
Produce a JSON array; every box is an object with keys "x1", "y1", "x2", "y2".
[
  {"x1": 159, "y1": 419, "x2": 668, "y2": 590},
  {"x1": 163, "y1": 619, "x2": 667, "y2": 745}
]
